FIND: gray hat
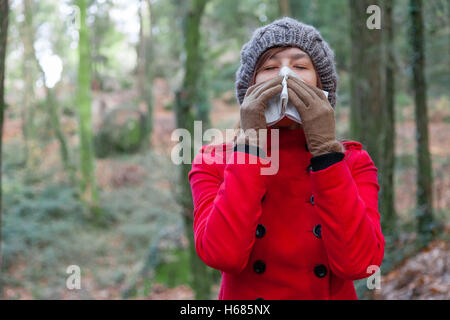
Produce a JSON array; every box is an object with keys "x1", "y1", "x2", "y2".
[{"x1": 235, "y1": 17, "x2": 338, "y2": 108}]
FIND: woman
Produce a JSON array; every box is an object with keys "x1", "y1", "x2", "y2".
[{"x1": 188, "y1": 17, "x2": 385, "y2": 300}]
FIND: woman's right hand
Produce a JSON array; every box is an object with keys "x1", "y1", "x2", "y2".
[{"x1": 236, "y1": 75, "x2": 283, "y2": 148}]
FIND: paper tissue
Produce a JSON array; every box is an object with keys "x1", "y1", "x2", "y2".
[{"x1": 265, "y1": 66, "x2": 329, "y2": 126}]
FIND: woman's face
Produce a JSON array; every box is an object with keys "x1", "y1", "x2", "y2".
[
  {"x1": 254, "y1": 47, "x2": 319, "y2": 129},
  {"x1": 254, "y1": 47, "x2": 318, "y2": 87}
]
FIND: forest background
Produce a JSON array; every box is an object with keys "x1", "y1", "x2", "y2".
[{"x1": 0, "y1": 0, "x2": 448, "y2": 299}]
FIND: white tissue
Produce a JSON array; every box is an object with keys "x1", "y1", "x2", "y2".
[{"x1": 265, "y1": 66, "x2": 329, "y2": 126}]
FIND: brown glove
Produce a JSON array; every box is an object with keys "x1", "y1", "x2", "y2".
[
  {"x1": 286, "y1": 76, "x2": 344, "y2": 157},
  {"x1": 236, "y1": 75, "x2": 283, "y2": 149}
]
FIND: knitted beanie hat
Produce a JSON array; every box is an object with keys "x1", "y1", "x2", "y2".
[{"x1": 235, "y1": 17, "x2": 338, "y2": 108}]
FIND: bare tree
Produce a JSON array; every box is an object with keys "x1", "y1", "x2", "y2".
[
  {"x1": 409, "y1": 0, "x2": 435, "y2": 239},
  {"x1": 137, "y1": 0, "x2": 155, "y2": 146},
  {"x1": 380, "y1": 0, "x2": 398, "y2": 237},
  {"x1": 349, "y1": 0, "x2": 385, "y2": 169},
  {"x1": 21, "y1": 0, "x2": 38, "y2": 169},
  {"x1": 279, "y1": 0, "x2": 291, "y2": 16},
  {"x1": 77, "y1": 0, "x2": 100, "y2": 215},
  {"x1": 175, "y1": 0, "x2": 212, "y2": 300},
  {"x1": 0, "y1": 0, "x2": 9, "y2": 298}
]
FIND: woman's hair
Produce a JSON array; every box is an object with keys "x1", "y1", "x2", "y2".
[{"x1": 249, "y1": 46, "x2": 291, "y2": 87}]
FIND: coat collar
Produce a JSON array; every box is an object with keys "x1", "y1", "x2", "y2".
[
  {"x1": 267, "y1": 127, "x2": 307, "y2": 150},
  {"x1": 266, "y1": 127, "x2": 311, "y2": 169}
]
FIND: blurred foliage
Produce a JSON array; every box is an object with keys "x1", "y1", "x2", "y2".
[
  {"x1": 2, "y1": 183, "x2": 85, "y2": 269},
  {"x1": 94, "y1": 106, "x2": 148, "y2": 158},
  {"x1": 2, "y1": 139, "x2": 183, "y2": 298},
  {"x1": 153, "y1": 248, "x2": 190, "y2": 288}
]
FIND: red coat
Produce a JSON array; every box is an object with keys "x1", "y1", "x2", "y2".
[{"x1": 188, "y1": 128, "x2": 385, "y2": 300}]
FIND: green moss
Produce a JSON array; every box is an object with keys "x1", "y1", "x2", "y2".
[
  {"x1": 116, "y1": 117, "x2": 141, "y2": 151},
  {"x1": 153, "y1": 248, "x2": 191, "y2": 288},
  {"x1": 94, "y1": 107, "x2": 147, "y2": 158}
]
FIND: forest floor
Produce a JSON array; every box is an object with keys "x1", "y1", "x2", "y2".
[{"x1": 2, "y1": 78, "x2": 449, "y2": 299}]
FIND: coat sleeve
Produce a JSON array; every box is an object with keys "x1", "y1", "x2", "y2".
[
  {"x1": 310, "y1": 148, "x2": 385, "y2": 280},
  {"x1": 188, "y1": 145, "x2": 269, "y2": 275}
]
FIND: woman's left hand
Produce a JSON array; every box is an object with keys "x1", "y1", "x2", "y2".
[{"x1": 286, "y1": 77, "x2": 344, "y2": 157}]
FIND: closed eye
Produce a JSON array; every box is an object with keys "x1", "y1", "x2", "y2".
[{"x1": 295, "y1": 66, "x2": 307, "y2": 69}]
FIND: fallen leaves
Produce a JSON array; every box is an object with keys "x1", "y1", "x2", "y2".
[{"x1": 374, "y1": 240, "x2": 449, "y2": 300}]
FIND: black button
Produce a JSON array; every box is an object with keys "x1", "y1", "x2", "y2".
[
  {"x1": 305, "y1": 142, "x2": 309, "y2": 152},
  {"x1": 310, "y1": 195, "x2": 315, "y2": 205},
  {"x1": 253, "y1": 260, "x2": 266, "y2": 274},
  {"x1": 314, "y1": 264, "x2": 327, "y2": 278},
  {"x1": 256, "y1": 224, "x2": 266, "y2": 238},
  {"x1": 313, "y1": 224, "x2": 322, "y2": 238},
  {"x1": 261, "y1": 194, "x2": 266, "y2": 202},
  {"x1": 256, "y1": 297, "x2": 264, "y2": 300}
]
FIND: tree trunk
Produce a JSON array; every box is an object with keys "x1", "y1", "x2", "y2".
[
  {"x1": 290, "y1": 0, "x2": 312, "y2": 23},
  {"x1": 380, "y1": 0, "x2": 397, "y2": 237},
  {"x1": 175, "y1": 0, "x2": 213, "y2": 300},
  {"x1": 77, "y1": 0, "x2": 100, "y2": 215},
  {"x1": 137, "y1": 0, "x2": 146, "y2": 101},
  {"x1": 22, "y1": 0, "x2": 37, "y2": 169},
  {"x1": 0, "y1": 0, "x2": 9, "y2": 299},
  {"x1": 409, "y1": 0, "x2": 435, "y2": 239},
  {"x1": 46, "y1": 83, "x2": 76, "y2": 185},
  {"x1": 136, "y1": 0, "x2": 154, "y2": 148},
  {"x1": 33, "y1": 48, "x2": 76, "y2": 185},
  {"x1": 144, "y1": 0, "x2": 154, "y2": 146},
  {"x1": 279, "y1": 0, "x2": 291, "y2": 17},
  {"x1": 291, "y1": 0, "x2": 318, "y2": 25},
  {"x1": 195, "y1": 40, "x2": 211, "y2": 131},
  {"x1": 349, "y1": 0, "x2": 385, "y2": 170}
]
